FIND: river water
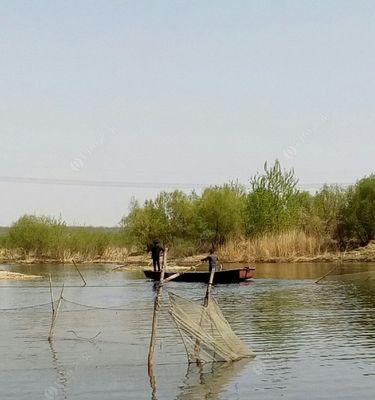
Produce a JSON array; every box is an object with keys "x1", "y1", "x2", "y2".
[{"x1": 0, "y1": 262, "x2": 374, "y2": 399}]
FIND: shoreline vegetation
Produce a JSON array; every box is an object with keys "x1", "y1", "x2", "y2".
[
  {"x1": 0, "y1": 161, "x2": 374, "y2": 266},
  {"x1": 1, "y1": 238, "x2": 375, "y2": 266}
]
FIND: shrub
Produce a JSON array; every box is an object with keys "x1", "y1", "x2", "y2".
[
  {"x1": 6, "y1": 215, "x2": 124, "y2": 260},
  {"x1": 65, "y1": 227, "x2": 111, "y2": 258},
  {"x1": 8, "y1": 215, "x2": 66, "y2": 257}
]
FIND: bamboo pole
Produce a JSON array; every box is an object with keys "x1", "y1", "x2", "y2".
[
  {"x1": 72, "y1": 260, "x2": 87, "y2": 287},
  {"x1": 162, "y1": 262, "x2": 201, "y2": 284},
  {"x1": 147, "y1": 248, "x2": 167, "y2": 375},
  {"x1": 193, "y1": 266, "x2": 216, "y2": 363},
  {"x1": 48, "y1": 284, "x2": 64, "y2": 342},
  {"x1": 48, "y1": 274, "x2": 55, "y2": 316},
  {"x1": 315, "y1": 247, "x2": 348, "y2": 284},
  {"x1": 203, "y1": 267, "x2": 216, "y2": 306},
  {"x1": 316, "y1": 246, "x2": 348, "y2": 285},
  {"x1": 112, "y1": 264, "x2": 127, "y2": 271}
]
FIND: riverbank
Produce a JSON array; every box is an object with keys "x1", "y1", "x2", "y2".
[{"x1": 1, "y1": 241, "x2": 375, "y2": 265}]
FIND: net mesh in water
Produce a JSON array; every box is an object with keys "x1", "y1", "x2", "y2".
[{"x1": 168, "y1": 292, "x2": 255, "y2": 363}]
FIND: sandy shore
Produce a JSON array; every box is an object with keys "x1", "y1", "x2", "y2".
[{"x1": 0, "y1": 270, "x2": 43, "y2": 280}]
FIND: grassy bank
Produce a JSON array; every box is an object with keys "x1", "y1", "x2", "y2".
[
  {"x1": 0, "y1": 216, "x2": 130, "y2": 264},
  {"x1": 1, "y1": 231, "x2": 375, "y2": 265}
]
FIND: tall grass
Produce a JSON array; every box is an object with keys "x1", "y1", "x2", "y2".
[
  {"x1": 2, "y1": 215, "x2": 130, "y2": 262},
  {"x1": 219, "y1": 230, "x2": 328, "y2": 262}
]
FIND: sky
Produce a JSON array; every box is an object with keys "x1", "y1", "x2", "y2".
[{"x1": 0, "y1": 0, "x2": 374, "y2": 226}]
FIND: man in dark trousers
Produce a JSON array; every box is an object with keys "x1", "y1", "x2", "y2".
[
  {"x1": 201, "y1": 248, "x2": 219, "y2": 272},
  {"x1": 149, "y1": 240, "x2": 164, "y2": 272}
]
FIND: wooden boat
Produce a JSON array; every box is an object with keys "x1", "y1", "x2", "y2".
[{"x1": 143, "y1": 267, "x2": 255, "y2": 284}]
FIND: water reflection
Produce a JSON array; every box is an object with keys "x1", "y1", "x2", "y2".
[
  {"x1": 248, "y1": 288, "x2": 302, "y2": 349},
  {"x1": 173, "y1": 359, "x2": 248, "y2": 400},
  {"x1": 148, "y1": 368, "x2": 158, "y2": 400},
  {"x1": 254, "y1": 262, "x2": 341, "y2": 280},
  {"x1": 48, "y1": 340, "x2": 68, "y2": 400}
]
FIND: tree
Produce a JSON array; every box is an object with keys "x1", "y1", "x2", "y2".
[
  {"x1": 196, "y1": 184, "x2": 245, "y2": 246},
  {"x1": 121, "y1": 191, "x2": 198, "y2": 249},
  {"x1": 338, "y1": 175, "x2": 375, "y2": 247},
  {"x1": 245, "y1": 160, "x2": 300, "y2": 235},
  {"x1": 121, "y1": 198, "x2": 168, "y2": 249}
]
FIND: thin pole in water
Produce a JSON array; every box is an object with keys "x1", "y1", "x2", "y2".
[
  {"x1": 147, "y1": 248, "x2": 167, "y2": 376},
  {"x1": 316, "y1": 248, "x2": 348, "y2": 284},
  {"x1": 72, "y1": 260, "x2": 87, "y2": 287},
  {"x1": 48, "y1": 284, "x2": 64, "y2": 342},
  {"x1": 193, "y1": 266, "x2": 216, "y2": 364},
  {"x1": 315, "y1": 265, "x2": 339, "y2": 284},
  {"x1": 48, "y1": 274, "x2": 55, "y2": 316}
]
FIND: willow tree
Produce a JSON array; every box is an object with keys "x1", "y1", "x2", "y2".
[
  {"x1": 121, "y1": 191, "x2": 198, "y2": 250},
  {"x1": 245, "y1": 160, "x2": 300, "y2": 236},
  {"x1": 196, "y1": 184, "x2": 245, "y2": 246}
]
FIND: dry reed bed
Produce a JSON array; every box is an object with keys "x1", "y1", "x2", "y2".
[
  {"x1": 219, "y1": 231, "x2": 330, "y2": 262},
  {"x1": 0, "y1": 246, "x2": 131, "y2": 264},
  {"x1": 1, "y1": 236, "x2": 375, "y2": 264}
]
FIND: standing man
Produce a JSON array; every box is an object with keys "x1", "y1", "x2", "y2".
[
  {"x1": 201, "y1": 248, "x2": 219, "y2": 272},
  {"x1": 149, "y1": 240, "x2": 164, "y2": 272}
]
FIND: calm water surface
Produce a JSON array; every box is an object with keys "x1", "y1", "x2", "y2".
[{"x1": 0, "y1": 262, "x2": 374, "y2": 399}]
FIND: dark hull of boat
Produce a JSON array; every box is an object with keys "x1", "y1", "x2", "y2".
[{"x1": 143, "y1": 267, "x2": 255, "y2": 284}]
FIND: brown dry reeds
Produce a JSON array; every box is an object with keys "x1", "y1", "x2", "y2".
[
  {"x1": 0, "y1": 246, "x2": 131, "y2": 264},
  {"x1": 219, "y1": 230, "x2": 329, "y2": 263}
]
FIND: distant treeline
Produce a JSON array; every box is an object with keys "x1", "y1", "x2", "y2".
[
  {"x1": 0, "y1": 160, "x2": 374, "y2": 260},
  {"x1": 122, "y1": 160, "x2": 375, "y2": 253}
]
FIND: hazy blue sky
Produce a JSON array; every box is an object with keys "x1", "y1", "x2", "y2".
[{"x1": 1, "y1": 1, "x2": 374, "y2": 226}]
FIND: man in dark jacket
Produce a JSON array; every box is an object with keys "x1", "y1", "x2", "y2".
[
  {"x1": 201, "y1": 248, "x2": 219, "y2": 272},
  {"x1": 149, "y1": 240, "x2": 164, "y2": 272}
]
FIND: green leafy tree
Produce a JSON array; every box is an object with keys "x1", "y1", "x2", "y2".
[
  {"x1": 245, "y1": 160, "x2": 300, "y2": 235},
  {"x1": 121, "y1": 199, "x2": 166, "y2": 249},
  {"x1": 121, "y1": 191, "x2": 198, "y2": 249},
  {"x1": 196, "y1": 184, "x2": 245, "y2": 246},
  {"x1": 338, "y1": 175, "x2": 375, "y2": 247}
]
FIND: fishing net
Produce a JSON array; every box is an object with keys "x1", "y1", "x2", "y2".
[{"x1": 168, "y1": 292, "x2": 255, "y2": 363}]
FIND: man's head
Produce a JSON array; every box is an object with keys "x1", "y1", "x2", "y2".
[{"x1": 209, "y1": 247, "x2": 215, "y2": 254}]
